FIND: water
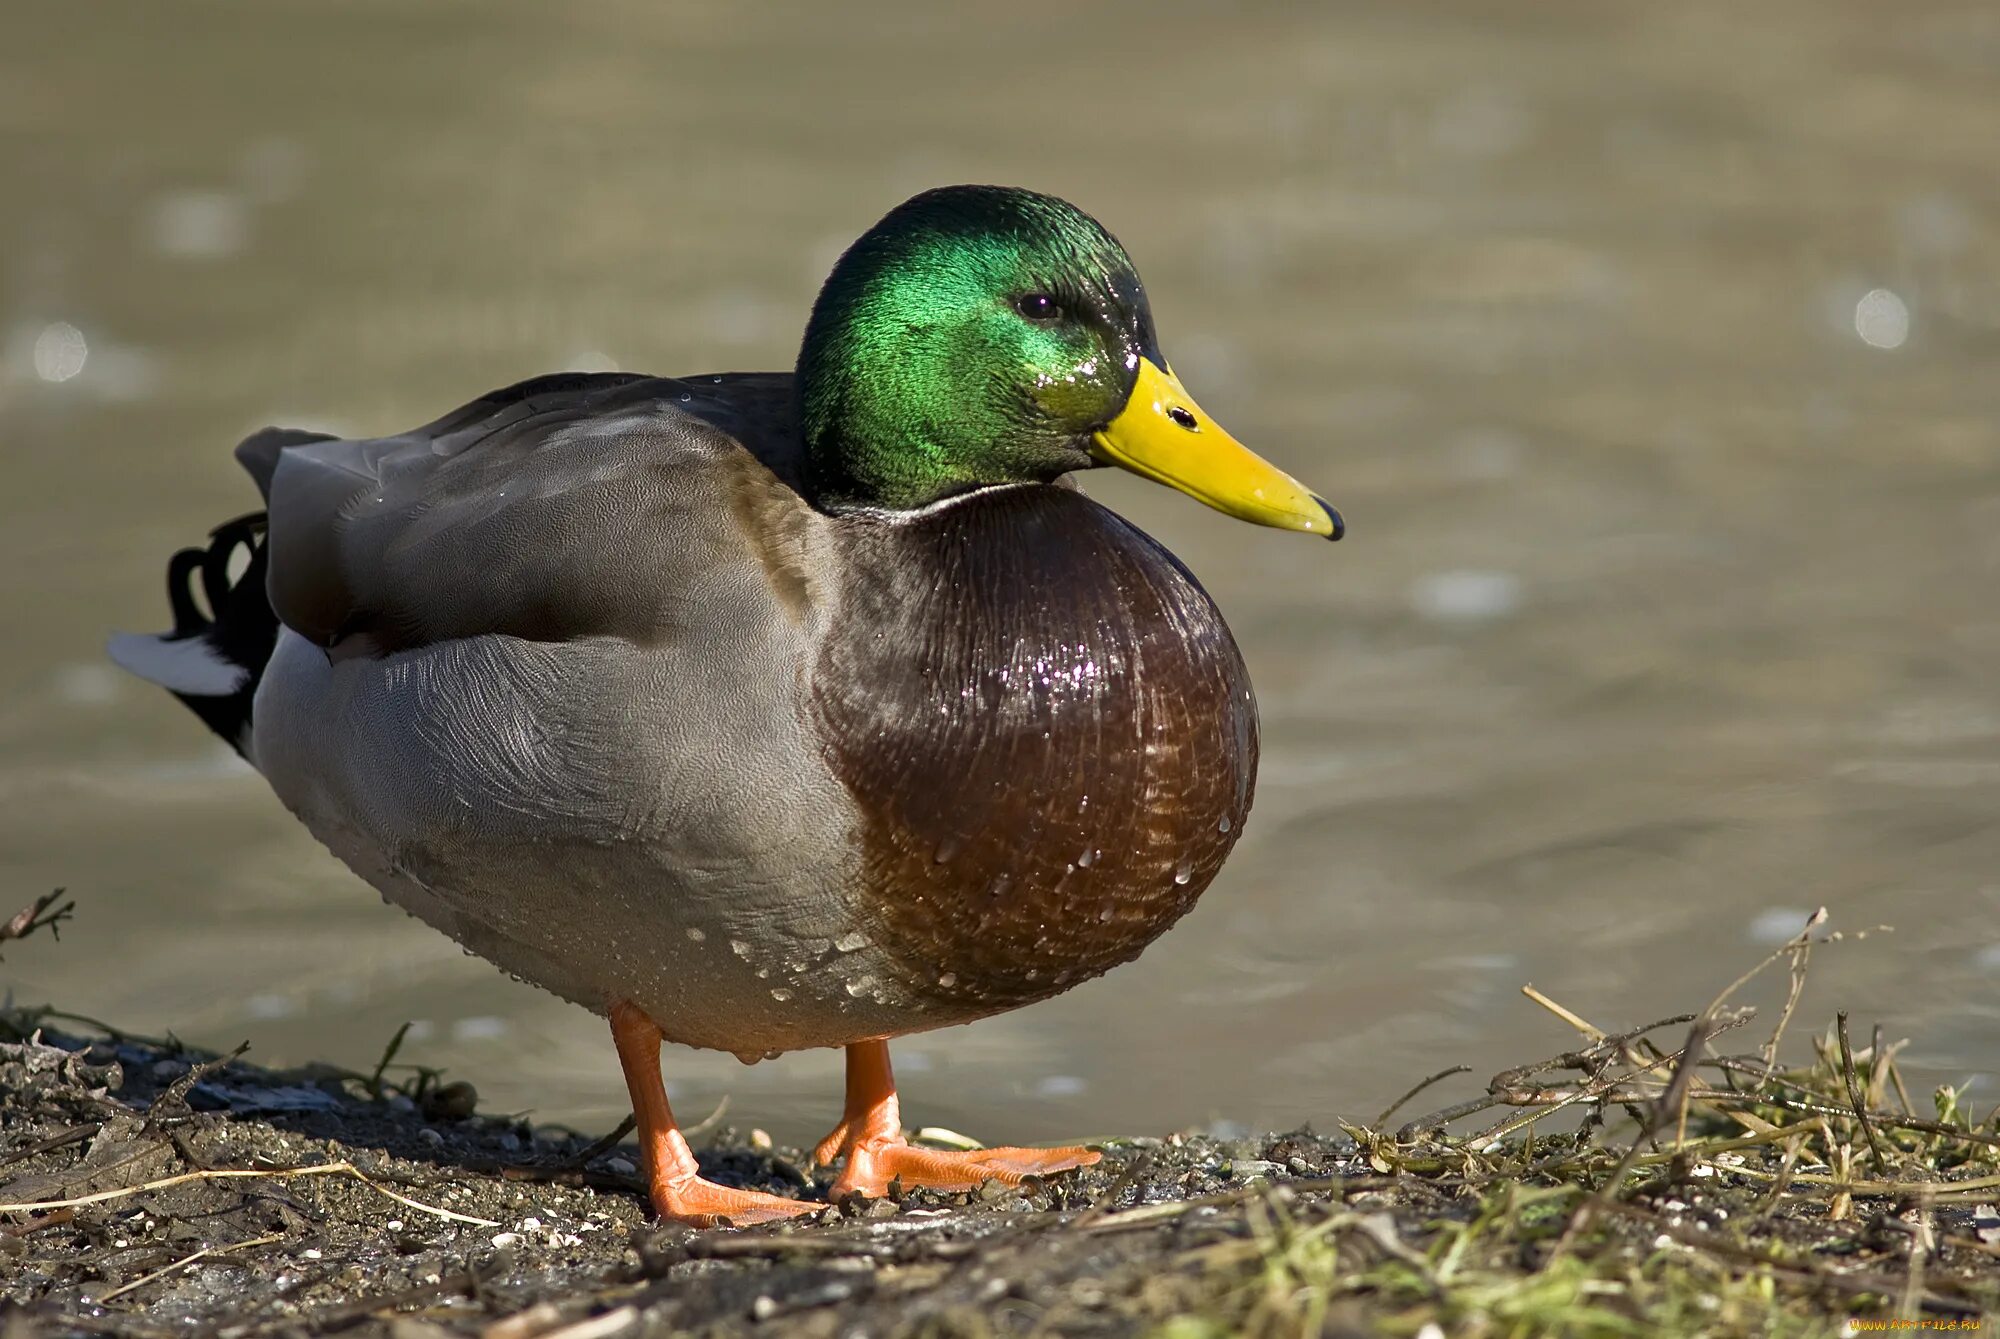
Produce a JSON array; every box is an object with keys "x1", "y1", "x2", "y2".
[{"x1": 3, "y1": 1, "x2": 1998, "y2": 1147}]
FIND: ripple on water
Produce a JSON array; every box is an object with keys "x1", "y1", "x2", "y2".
[
  {"x1": 451, "y1": 1016, "x2": 508, "y2": 1042},
  {"x1": 1853, "y1": 289, "x2": 1911, "y2": 350},
  {"x1": 145, "y1": 189, "x2": 250, "y2": 260},
  {"x1": 52, "y1": 663, "x2": 122, "y2": 706},
  {"x1": 1409, "y1": 570, "x2": 1523, "y2": 625},
  {"x1": 244, "y1": 994, "x2": 297, "y2": 1021},
  {"x1": 30, "y1": 321, "x2": 87, "y2": 382},
  {"x1": 1746, "y1": 907, "x2": 1816, "y2": 947}
]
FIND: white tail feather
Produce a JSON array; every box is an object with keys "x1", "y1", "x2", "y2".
[{"x1": 106, "y1": 632, "x2": 250, "y2": 697}]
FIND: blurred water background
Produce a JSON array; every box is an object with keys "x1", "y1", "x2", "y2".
[{"x1": 3, "y1": 1, "x2": 1998, "y2": 1145}]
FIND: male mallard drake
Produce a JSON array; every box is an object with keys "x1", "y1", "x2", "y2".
[{"x1": 110, "y1": 186, "x2": 1341, "y2": 1226}]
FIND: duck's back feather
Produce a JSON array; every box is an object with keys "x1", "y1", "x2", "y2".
[{"x1": 244, "y1": 372, "x2": 826, "y2": 653}]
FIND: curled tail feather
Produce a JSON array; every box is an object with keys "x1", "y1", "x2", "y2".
[{"x1": 107, "y1": 513, "x2": 279, "y2": 757}]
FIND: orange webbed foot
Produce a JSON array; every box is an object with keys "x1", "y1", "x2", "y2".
[
  {"x1": 813, "y1": 1039, "x2": 1099, "y2": 1200},
  {"x1": 821, "y1": 1135, "x2": 1100, "y2": 1200},
  {"x1": 609, "y1": 999, "x2": 823, "y2": 1229},
  {"x1": 648, "y1": 1172, "x2": 823, "y2": 1228}
]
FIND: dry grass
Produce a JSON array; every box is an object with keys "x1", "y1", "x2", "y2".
[{"x1": 1154, "y1": 910, "x2": 2000, "y2": 1337}]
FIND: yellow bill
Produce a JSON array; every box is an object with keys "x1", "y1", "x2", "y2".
[{"x1": 1091, "y1": 358, "x2": 1343, "y2": 540}]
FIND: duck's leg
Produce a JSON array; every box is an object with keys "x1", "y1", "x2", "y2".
[
  {"x1": 608, "y1": 1000, "x2": 819, "y2": 1227},
  {"x1": 811, "y1": 1039, "x2": 1100, "y2": 1199}
]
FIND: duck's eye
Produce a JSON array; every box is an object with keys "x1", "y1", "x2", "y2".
[{"x1": 1014, "y1": 293, "x2": 1062, "y2": 322}]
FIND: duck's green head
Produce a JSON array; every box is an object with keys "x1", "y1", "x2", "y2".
[{"x1": 798, "y1": 185, "x2": 1341, "y2": 539}]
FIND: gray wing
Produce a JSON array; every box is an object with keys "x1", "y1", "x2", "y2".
[{"x1": 237, "y1": 372, "x2": 828, "y2": 651}]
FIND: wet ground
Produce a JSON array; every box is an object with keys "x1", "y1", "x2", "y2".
[
  {"x1": 4, "y1": 0, "x2": 2000, "y2": 1154},
  {"x1": 7, "y1": 986, "x2": 2000, "y2": 1337},
  {"x1": 0, "y1": 1017, "x2": 1376, "y2": 1336}
]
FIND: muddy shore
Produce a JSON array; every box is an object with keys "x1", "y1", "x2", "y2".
[
  {"x1": 5, "y1": 999, "x2": 1998, "y2": 1337},
  {"x1": 2, "y1": 1017, "x2": 1362, "y2": 1337},
  {"x1": 5, "y1": 897, "x2": 1999, "y2": 1335}
]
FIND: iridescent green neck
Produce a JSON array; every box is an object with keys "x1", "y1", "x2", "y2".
[{"x1": 797, "y1": 187, "x2": 1143, "y2": 513}]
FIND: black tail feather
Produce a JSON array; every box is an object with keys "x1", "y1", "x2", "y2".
[{"x1": 131, "y1": 514, "x2": 279, "y2": 755}]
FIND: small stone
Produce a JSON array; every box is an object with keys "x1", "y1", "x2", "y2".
[
  {"x1": 605, "y1": 1156, "x2": 637, "y2": 1176},
  {"x1": 422, "y1": 1080, "x2": 478, "y2": 1121},
  {"x1": 1228, "y1": 1159, "x2": 1285, "y2": 1179}
]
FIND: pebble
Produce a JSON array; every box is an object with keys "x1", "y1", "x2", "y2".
[
  {"x1": 422, "y1": 1080, "x2": 479, "y2": 1121},
  {"x1": 1227, "y1": 1159, "x2": 1286, "y2": 1180},
  {"x1": 604, "y1": 1156, "x2": 637, "y2": 1176}
]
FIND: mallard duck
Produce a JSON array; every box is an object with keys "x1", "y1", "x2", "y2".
[{"x1": 110, "y1": 185, "x2": 1341, "y2": 1225}]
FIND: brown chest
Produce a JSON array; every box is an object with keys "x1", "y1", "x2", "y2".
[{"x1": 812, "y1": 486, "x2": 1257, "y2": 1017}]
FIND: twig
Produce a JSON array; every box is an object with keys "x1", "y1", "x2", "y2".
[
  {"x1": 147, "y1": 1041, "x2": 251, "y2": 1130},
  {"x1": 564, "y1": 1114, "x2": 640, "y2": 1172},
  {"x1": 97, "y1": 1232, "x2": 285, "y2": 1303},
  {"x1": 1704, "y1": 1057, "x2": 2000, "y2": 1151},
  {"x1": 682, "y1": 1094, "x2": 731, "y2": 1140},
  {"x1": 1555, "y1": 1015, "x2": 1720, "y2": 1257},
  {"x1": 1520, "y1": 984, "x2": 1605, "y2": 1041},
  {"x1": 0, "y1": 1121, "x2": 100, "y2": 1170},
  {"x1": 1466, "y1": 1013, "x2": 1750, "y2": 1149},
  {"x1": 0, "y1": 1158, "x2": 499, "y2": 1227},
  {"x1": 1898, "y1": 1186, "x2": 1934, "y2": 1322},
  {"x1": 367, "y1": 1022, "x2": 412, "y2": 1099},
  {"x1": 1398, "y1": 1014, "x2": 1702, "y2": 1139},
  {"x1": 0, "y1": 1206, "x2": 73, "y2": 1237},
  {"x1": 1836, "y1": 1011, "x2": 1891, "y2": 1173},
  {"x1": 1707, "y1": 907, "x2": 1826, "y2": 1021},
  {"x1": 1374, "y1": 1065, "x2": 1472, "y2": 1128},
  {"x1": 1761, "y1": 908, "x2": 1820, "y2": 1067},
  {"x1": 1751, "y1": 1132, "x2": 1810, "y2": 1219},
  {"x1": 0, "y1": 890, "x2": 74, "y2": 958},
  {"x1": 1724, "y1": 1164, "x2": 2000, "y2": 1202}
]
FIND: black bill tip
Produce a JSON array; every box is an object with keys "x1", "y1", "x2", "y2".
[{"x1": 1314, "y1": 495, "x2": 1346, "y2": 542}]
